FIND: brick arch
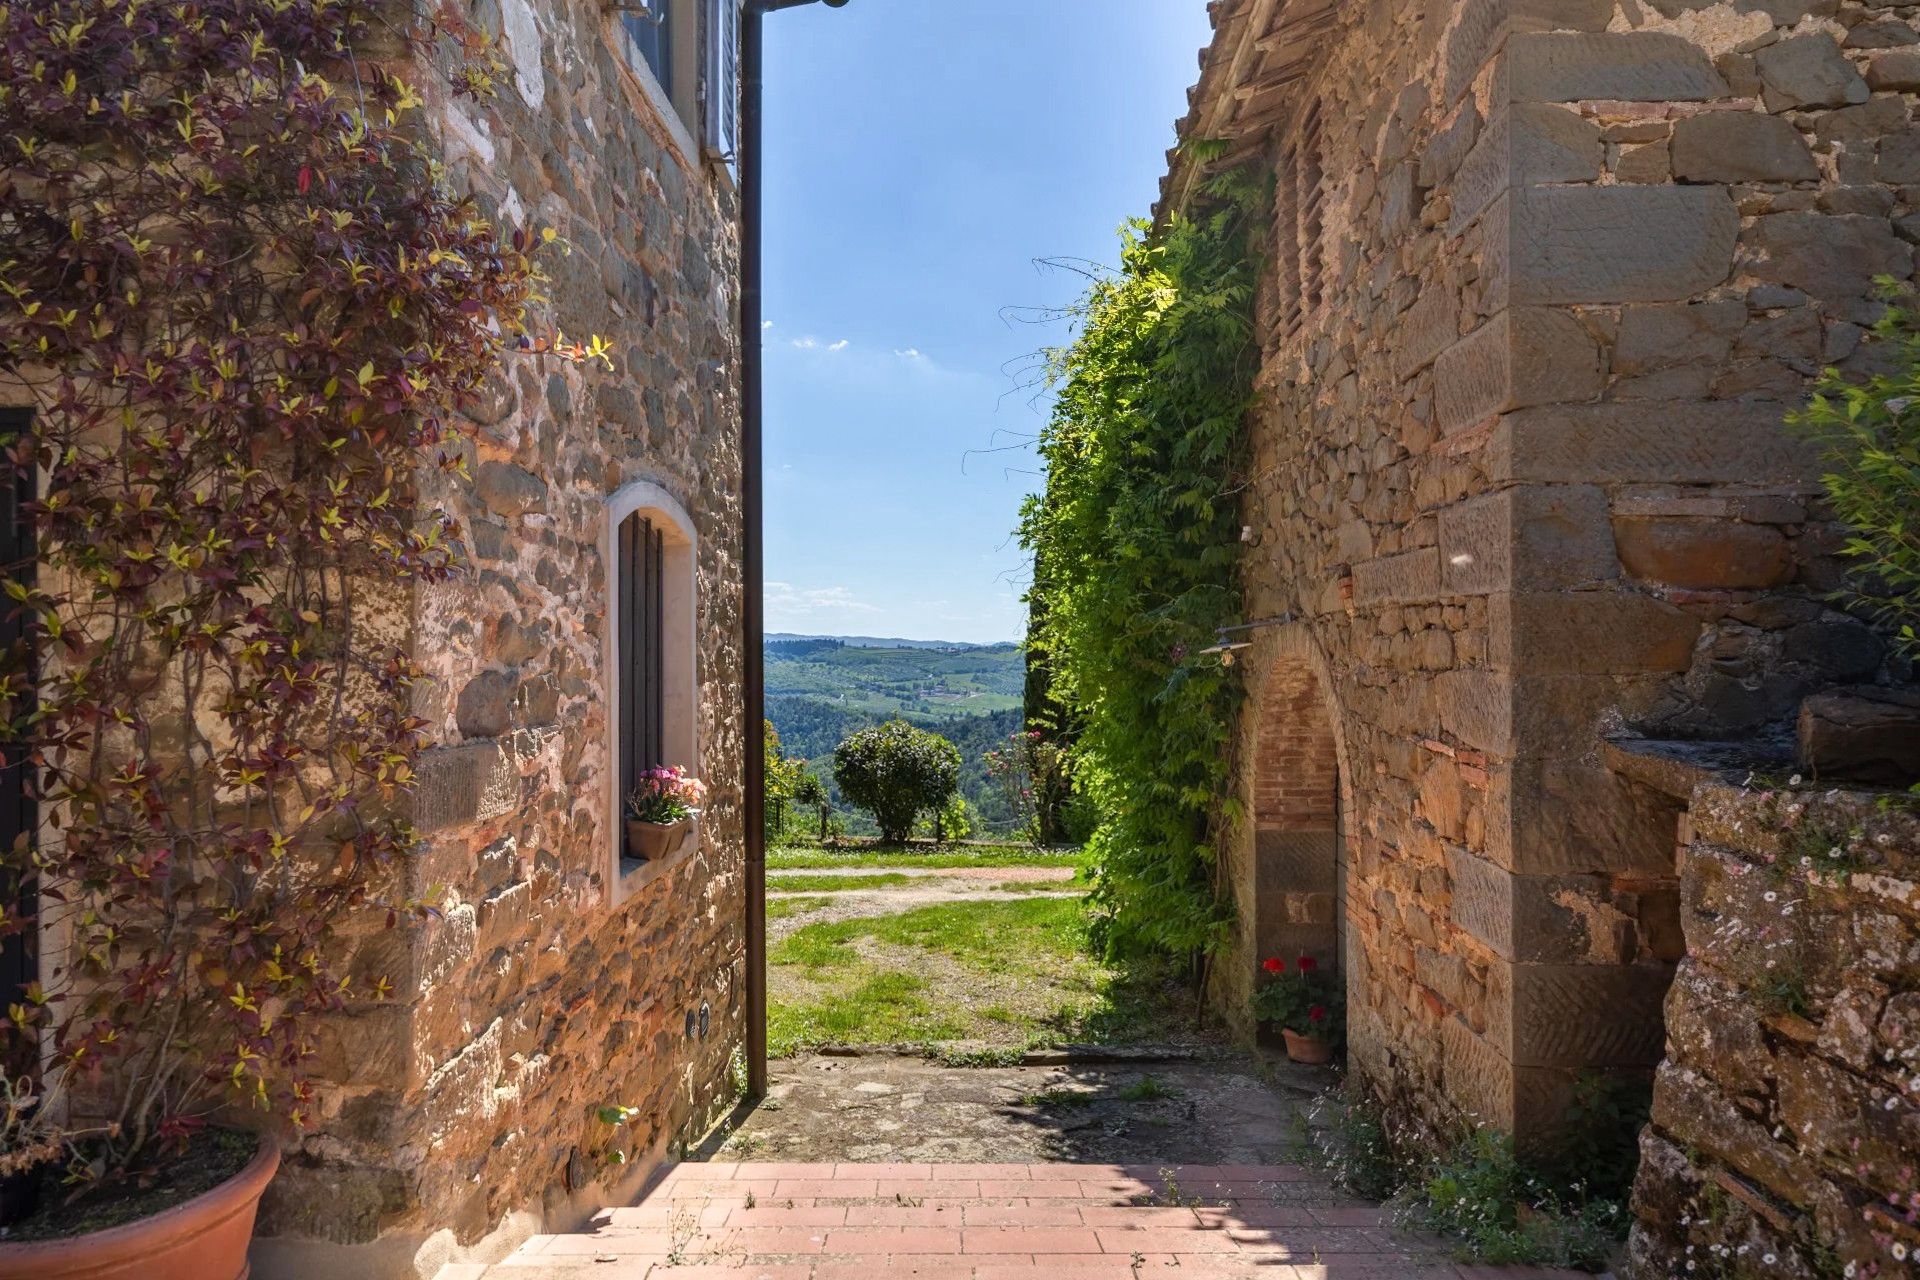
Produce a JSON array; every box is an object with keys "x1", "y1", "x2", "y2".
[{"x1": 1250, "y1": 642, "x2": 1344, "y2": 982}]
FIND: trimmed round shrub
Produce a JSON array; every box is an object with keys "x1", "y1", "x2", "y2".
[{"x1": 832, "y1": 720, "x2": 961, "y2": 843}]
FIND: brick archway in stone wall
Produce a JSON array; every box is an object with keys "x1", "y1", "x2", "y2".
[{"x1": 1249, "y1": 642, "x2": 1345, "y2": 984}]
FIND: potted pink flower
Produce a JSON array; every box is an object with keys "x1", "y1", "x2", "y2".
[
  {"x1": 1251, "y1": 954, "x2": 1343, "y2": 1065},
  {"x1": 625, "y1": 766, "x2": 706, "y2": 861}
]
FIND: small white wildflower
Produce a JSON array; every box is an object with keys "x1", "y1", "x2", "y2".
[
  {"x1": 1789, "y1": 774, "x2": 1803, "y2": 786},
  {"x1": 1885, "y1": 1096, "x2": 1899, "y2": 1111},
  {"x1": 1846, "y1": 1261, "x2": 1858, "y2": 1278},
  {"x1": 1894, "y1": 1243, "x2": 1910, "y2": 1263},
  {"x1": 1763, "y1": 1254, "x2": 1776, "y2": 1265},
  {"x1": 1764, "y1": 891, "x2": 1778, "y2": 902}
]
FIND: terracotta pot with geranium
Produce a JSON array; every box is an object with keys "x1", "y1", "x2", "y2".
[
  {"x1": 1251, "y1": 955, "x2": 1344, "y2": 1065},
  {"x1": 625, "y1": 766, "x2": 708, "y2": 862}
]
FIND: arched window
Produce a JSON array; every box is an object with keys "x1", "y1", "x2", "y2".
[{"x1": 604, "y1": 480, "x2": 699, "y2": 902}]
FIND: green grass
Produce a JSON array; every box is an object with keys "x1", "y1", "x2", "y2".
[
  {"x1": 768, "y1": 842, "x2": 1084, "y2": 872},
  {"x1": 768, "y1": 872, "x2": 917, "y2": 893},
  {"x1": 768, "y1": 896, "x2": 1190, "y2": 1058}
]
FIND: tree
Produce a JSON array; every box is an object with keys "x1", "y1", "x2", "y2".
[
  {"x1": 763, "y1": 719, "x2": 810, "y2": 840},
  {"x1": 832, "y1": 720, "x2": 961, "y2": 843},
  {"x1": 793, "y1": 770, "x2": 830, "y2": 843}
]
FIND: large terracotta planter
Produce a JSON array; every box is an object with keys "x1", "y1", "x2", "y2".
[
  {"x1": 626, "y1": 814, "x2": 695, "y2": 861},
  {"x1": 1281, "y1": 1028, "x2": 1335, "y2": 1066},
  {"x1": 0, "y1": 1137, "x2": 278, "y2": 1280}
]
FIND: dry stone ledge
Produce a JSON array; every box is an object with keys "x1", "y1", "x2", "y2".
[{"x1": 1630, "y1": 783, "x2": 1920, "y2": 1278}]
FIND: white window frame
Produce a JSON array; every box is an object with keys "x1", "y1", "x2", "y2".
[
  {"x1": 611, "y1": 1, "x2": 703, "y2": 168},
  {"x1": 604, "y1": 480, "x2": 701, "y2": 904}
]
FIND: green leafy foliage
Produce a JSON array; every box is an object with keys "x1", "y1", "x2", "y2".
[
  {"x1": 832, "y1": 720, "x2": 962, "y2": 843},
  {"x1": 1019, "y1": 167, "x2": 1265, "y2": 961},
  {"x1": 1293, "y1": 1087, "x2": 1630, "y2": 1271},
  {"x1": 1790, "y1": 283, "x2": 1920, "y2": 654}
]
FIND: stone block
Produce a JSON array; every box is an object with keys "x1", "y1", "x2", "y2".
[
  {"x1": 1613, "y1": 300, "x2": 1744, "y2": 376},
  {"x1": 412, "y1": 742, "x2": 504, "y2": 833},
  {"x1": 1866, "y1": 50, "x2": 1920, "y2": 92},
  {"x1": 1491, "y1": 754, "x2": 1684, "y2": 876},
  {"x1": 1491, "y1": 186, "x2": 1739, "y2": 306},
  {"x1": 1450, "y1": 105, "x2": 1605, "y2": 234},
  {"x1": 473, "y1": 461, "x2": 548, "y2": 518},
  {"x1": 1506, "y1": 31, "x2": 1729, "y2": 102},
  {"x1": 1671, "y1": 111, "x2": 1819, "y2": 183},
  {"x1": 1446, "y1": 845, "x2": 1628, "y2": 962},
  {"x1": 1747, "y1": 212, "x2": 1912, "y2": 303},
  {"x1": 1437, "y1": 1013, "x2": 1579, "y2": 1142},
  {"x1": 1350, "y1": 546, "x2": 1443, "y2": 606},
  {"x1": 1394, "y1": 285, "x2": 1461, "y2": 379},
  {"x1": 1796, "y1": 686, "x2": 1920, "y2": 787},
  {"x1": 1756, "y1": 33, "x2": 1870, "y2": 110},
  {"x1": 1493, "y1": 402, "x2": 1822, "y2": 486},
  {"x1": 1662, "y1": 959, "x2": 1774, "y2": 1099},
  {"x1": 1496, "y1": 960, "x2": 1675, "y2": 1068},
  {"x1": 1777, "y1": 1049, "x2": 1920, "y2": 1172},
  {"x1": 1434, "y1": 309, "x2": 1603, "y2": 435},
  {"x1": 1438, "y1": 485, "x2": 1619, "y2": 596},
  {"x1": 1613, "y1": 518, "x2": 1796, "y2": 590},
  {"x1": 1491, "y1": 591, "x2": 1702, "y2": 675},
  {"x1": 1650, "y1": 1060, "x2": 1813, "y2": 1209}
]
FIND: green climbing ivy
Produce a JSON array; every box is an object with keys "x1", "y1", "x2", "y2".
[{"x1": 1019, "y1": 163, "x2": 1265, "y2": 962}]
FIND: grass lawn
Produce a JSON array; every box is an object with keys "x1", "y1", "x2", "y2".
[
  {"x1": 768, "y1": 895, "x2": 1191, "y2": 1059},
  {"x1": 767, "y1": 842, "x2": 1085, "y2": 872},
  {"x1": 767, "y1": 872, "x2": 916, "y2": 893}
]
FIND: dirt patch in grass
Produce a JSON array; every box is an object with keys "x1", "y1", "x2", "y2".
[
  {"x1": 767, "y1": 872, "x2": 916, "y2": 893},
  {"x1": 768, "y1": 844, "x2": 1083, "y2": 872},
  {"x1": 768, "y1": 896, "x2": 1196, "y2": 1058}
]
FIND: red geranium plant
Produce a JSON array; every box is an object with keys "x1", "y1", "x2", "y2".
[
  {"x1": 0, "y1": 0, "x2": 581, "y2": 1215},
  {"x1": 1251, "y1": 954, "x2": 1344, "y2": 1043}
]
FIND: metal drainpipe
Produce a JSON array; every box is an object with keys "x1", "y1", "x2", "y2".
[
  {"x1": 741, "y1": 0, "x2": 844, "y2": 1105},
  {"x1": 741, "y1": 0, "x2": 769, "y2": 1100}
]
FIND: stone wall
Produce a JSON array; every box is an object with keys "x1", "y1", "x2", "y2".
[
  {"x1": 1180, "y1": 0, "x2": 1911, "y2": 1148},
  {"x1": 251, "y1": 3, "x2": 746, "y2": 1276},
  {"x1": 1628, "y1": 778, "x2": 1919, "y2": 1279}
]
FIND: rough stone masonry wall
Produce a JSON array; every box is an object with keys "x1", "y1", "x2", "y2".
[
  {"x1": 1630, "y1": 783, "x2": 1919, "y2": 1279},
  {"x1": 252, "y1": 3, "x2": 746, "y2": 1276},
  {"x1": 1193, "y1": 0, "x2": 1911, "y2": 1148}
]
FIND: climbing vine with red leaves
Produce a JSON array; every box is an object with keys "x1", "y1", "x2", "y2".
[{"x1": 0, "y1": 0, "x2": 572, "y2": 1190}]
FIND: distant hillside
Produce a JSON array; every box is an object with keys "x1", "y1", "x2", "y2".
[
  {"x1": 768, "y1": 632, "x2": 1011, "y2": 651},
  {"x1": 764, "y1": 637, "x2": 1026, "y2": 835}
]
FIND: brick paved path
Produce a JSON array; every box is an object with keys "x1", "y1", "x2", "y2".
[{"x1": 461, "y1": 1161, "x2": 1589, "y2": 1279}]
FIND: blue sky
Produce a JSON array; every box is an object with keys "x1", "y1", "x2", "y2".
[{"x1": 762, "y1": 0, "x2": 1215, "y2": 645}]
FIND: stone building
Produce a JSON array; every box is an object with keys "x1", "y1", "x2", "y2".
[
  {"x1": 250, "y1": 2, "x2": 749, "y2": 1275},
  {"x1": 1168, "y1": 0, "x2": 1917, "y2": 1170}
]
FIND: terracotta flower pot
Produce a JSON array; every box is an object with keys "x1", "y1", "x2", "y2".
[
  {"x1": 626, "y1": 814, "x2": 693, "y2": 861},
  {"x1": 1281, "y1": 1028, "x2": 1335, "y2": 1066},
  {"x1": 0, "y1": 1136, "x2": 278, "y2": 1280}
]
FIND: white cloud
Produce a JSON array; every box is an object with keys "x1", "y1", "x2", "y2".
[
  {"x1": 893, "y1": 347, "x2": 923, "y2": 360},
  {"x1": 762, "y1": 320, "x2": 775, "y2": 330},
  {"x1": 828, "y1": 339, "x2": 849, "y2": 352},
  {"x1": 765, "y1": 582, "x2": 881, "y2": 625},
  {"x1": 791, "y1": 336, "x2": 818, "y2": 349}
]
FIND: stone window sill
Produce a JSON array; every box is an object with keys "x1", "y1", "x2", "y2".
[{"x1": 617, "y1": 814, "x2": 700, "y2": 903}]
